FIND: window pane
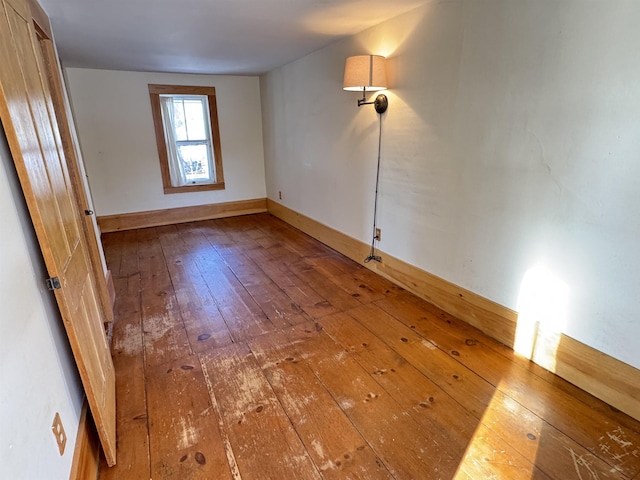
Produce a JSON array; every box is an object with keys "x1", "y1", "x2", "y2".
[
  {"x1": 184, "y1": 99, "x2": 207, "y2": 141},
  {"x1": 178, "y1": 143, "x2": 213, "y2": 183},
  {"x1": 172, "y1": 99, "x2": 188, "y2": 141}
]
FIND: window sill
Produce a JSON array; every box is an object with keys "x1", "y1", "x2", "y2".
[{"x1": 163, "y1": 182, "x2": 226, "y2": 194}]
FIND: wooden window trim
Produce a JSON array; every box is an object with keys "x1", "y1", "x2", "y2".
[{"x1": 149, "y1": 84, "x2": 225, "y2": 194}]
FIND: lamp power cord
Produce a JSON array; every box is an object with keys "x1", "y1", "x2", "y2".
[{"x1": 364, "y1": 113, "x2": 383, "y2": 263}]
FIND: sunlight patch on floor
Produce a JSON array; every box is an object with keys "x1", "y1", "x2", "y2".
[{"x1": 452, "y1": 382, "x2": 542, "y2": 479}]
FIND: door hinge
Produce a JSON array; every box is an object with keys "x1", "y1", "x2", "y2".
[{"x1": 46, "y1": 276, "x2": 61, "y2": 290}]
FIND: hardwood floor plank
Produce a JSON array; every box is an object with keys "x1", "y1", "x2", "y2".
[
  {"x1": 99, "y1": 214, "x2": 640, "y2": 480},
  {"x1": 156, "y1": 224, "x2": 190, "y2": 256},
  {"x1": 350, "y1": 304, "x2": 495, "y2": 416},
  {"x1": 350, "y1": 267, "x2": 403, "y2": 297},
  {"x1": 389, "y1": 291, "x2": 640, "y2": 437},
  {"x1": 100, "y1": 354, "x2": 150, "y2": 480},
  {"x1": 240, "y1": 246, "x2": 340, "y2": 319},
  {"x1": 100, "y1": 275, "x2": 149, "y2": 480},
  {"x1": 318, "y1": 312, "x2": 480, "y2": 454},
  {"x1": 288, "y1": 260, "x2": 362, "y2": 312},
  {"x1": 347, "y1": 304, "x2": 632, "y2": 480},
  {"x1": 200, "y1": 343, "x2": 322, "y2": 479},
  {"x1": 175, "y1": 222, "x2": 218, "y2": 252},
  {"x1": 241, "y1": 275, "x2": 310, "y2": 327},
  {"x1": 248, "y1": 330, "x2": 394, "y2": 479},
  {"x1": 454, "y1": 423, "x2": 554, "y2": 480},
  {"x1": 193, "y1": 219, "x2": 236, "y2": 247},
  {"x1": 326, "y1": 269, "x2": 389, "y2": 305},
  {"x1": 373, "y1": 297, "x2": 640, "y2": 478},
  {"x1": 196, "y1": 253, "x2": 276, "y2": 342},
  {"x1": 117, "y1": 230, "x2": 140, "y2": 278},
  {"x1": 318, "y1": 312, "x2": 576, "y2": 480},
  {"x1": 215, "y1": 244, "x2": 311, "y2": 328},
  {"x1": 138, "y1": 229, "x2": 192, "y2": 367},
  {"x1": 292, "y1": 328, "x2": 462, "y2": 478},
  {"x1": 155, "y1": 226, "x2": 235, "y2": 351},
  {"x1": 146, "y1": 355, "x2": 232, "y2": 479},
  {"x1": 110, "y1": 273, "x2": 143, "y2": 363},
  {"x1": 253, "y1": 217, "x2": 328, "y2": 258},
  {"x1": 218, "y1": 216, "x2": 268, "y2": 245},
  {"x1": 169, "y1": 254, "x2": 234, "y2": 351},
  {"x1": 304, "y1": 254, "x2": 361, "y2": 278},
  {"x1": 102, "y1": 231, "x2": 138, "y2": 278}
]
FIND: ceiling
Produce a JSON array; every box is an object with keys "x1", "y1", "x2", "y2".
[{"x1": 39, "y1": 0, "x2": 429, "y2": 76}]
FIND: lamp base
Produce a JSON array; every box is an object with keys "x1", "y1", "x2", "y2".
[{"x1": 374, "y1": 94, "x2": 388, "y2": 114}]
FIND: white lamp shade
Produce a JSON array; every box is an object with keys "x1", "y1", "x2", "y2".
[{"x1": 343, "y1": 55, "x2": 387, "y2": 92}]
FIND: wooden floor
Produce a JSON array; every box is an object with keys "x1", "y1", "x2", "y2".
[{"x1": 98, "y1": 213, "x2": 640, "y2": 480}]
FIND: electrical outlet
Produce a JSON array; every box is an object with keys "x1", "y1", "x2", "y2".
[
  {"x1": 52, "y1": 412, "x2": 67, "y2": 456},
  {"x1": 375, "y1": 228, "x2": 381, "y2": 241},
  {"x1": 278, "y1": 191, "x2": 282, "y2": 200}
]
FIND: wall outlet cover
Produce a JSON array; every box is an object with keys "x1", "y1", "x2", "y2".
[{"x1": 52, "y1": 412, "x2": 67, "y2": 456}]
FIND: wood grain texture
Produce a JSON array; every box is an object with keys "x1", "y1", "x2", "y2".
[
  {"x1": 200, "y1": 343, "x2": 321, "y2": 479},
  {"x1": 248, "y1": 330, "x2": 394, "y2": 479},
  {"x1": 99, "y1": 214, "x2": 640, "y2": 479},
  {"x1": 98, "y1": 198, "x2": 267, "y2": 232},
  {"x1": 267, "y1": 199, "x2": 640, "y2": 422},
  {"x1": 347, "y1": 303, "x2": 635, "y2": 479},
  {"x1": 137, "y1": 228, "x2": 192, "y2": 367},
  {"x1": 146, "y1": 356, "x2": 232, "y2": 479}
]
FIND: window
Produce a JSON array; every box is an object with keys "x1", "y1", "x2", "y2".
[{"x1": 149, "y1": 84, "x2": 224, "y2": 194}]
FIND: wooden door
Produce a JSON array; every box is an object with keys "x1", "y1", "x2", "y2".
[
  {"x1": 30, "y1": 0, "x2": 115, "y2": 324},
  {"x1": 0, "y1": 0, "x2": 117, "y2": 467}
]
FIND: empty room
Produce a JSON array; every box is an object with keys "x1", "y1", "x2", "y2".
[{"x1": 1, "y1": 0, "x2": 640, "y2": 479}]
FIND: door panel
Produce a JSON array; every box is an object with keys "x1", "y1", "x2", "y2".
[
  {"x1": 0, "y1": 0, "x2": 116, "y2": 466},
  {"x1": 31, "y1": 0, "x2": 115, "y2": 323}
]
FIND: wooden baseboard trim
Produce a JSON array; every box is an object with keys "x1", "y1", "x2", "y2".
[
  {"x1": 267, "y1": 199, "x2": 640, "y2": 421},
  {"x1": 69, "y1": 400, "x2": 100, "y2": 480},
  {"x1": 97, "y1": 198, "x2": 268, "y2": 233}
]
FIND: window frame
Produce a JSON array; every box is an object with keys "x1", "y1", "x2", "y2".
[{"x1": 149, "y1": 84, "x2": 225, "y2": 194}]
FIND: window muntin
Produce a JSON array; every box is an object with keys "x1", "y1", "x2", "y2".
[{"x1": 149, "y1": 85, "x2": 224, "y2": 194}]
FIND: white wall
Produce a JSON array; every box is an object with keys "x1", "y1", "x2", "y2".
[
  {"x1": 260, "y1": 0, "x2": 640, "y2": 370},
  {"x1": 65, "y1": 68, "x2": 267, "y2": 216},
  {"x1": 0, "y1": 132, "x2": 83, "y2": 478}
]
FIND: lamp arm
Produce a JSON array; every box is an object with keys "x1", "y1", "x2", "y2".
[
  {"x1": 358, "y1": 87, "x2": 368, "y2": 106},
  {"x1": 357, "y1": 92, "x2": 388, "y2": 114}
]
